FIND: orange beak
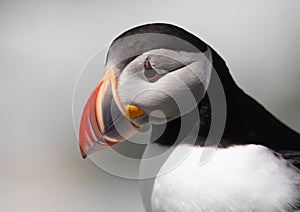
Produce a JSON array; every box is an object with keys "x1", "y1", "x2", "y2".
[{"x1": 79, "y1": 68, "x2": 139, "y2": 158}]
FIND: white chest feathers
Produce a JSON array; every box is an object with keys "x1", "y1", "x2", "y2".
[{"x1": 151, "y1": 145, "x2": 300, "y2": 212}]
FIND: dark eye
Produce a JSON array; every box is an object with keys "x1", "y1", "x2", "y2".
[{"x1": 144, "y1": 57, "x2": 159, "y2": 81}]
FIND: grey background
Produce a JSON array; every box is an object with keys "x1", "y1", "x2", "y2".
[{"x1": 1, "y1": 0, "x2": 299, "y2": 211}]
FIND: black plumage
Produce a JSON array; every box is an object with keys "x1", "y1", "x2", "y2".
[
  {"x1": 90, "y1": 24, "x2": 300, "y2": 211},
  {"x1": 114, "y1": 24, "x2": 300, "y2": 168}
]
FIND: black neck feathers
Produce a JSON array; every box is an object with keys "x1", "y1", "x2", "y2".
[{"x1": 153, "y1": 50, "x2": 300, "y2": 152}]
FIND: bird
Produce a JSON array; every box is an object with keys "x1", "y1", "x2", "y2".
[{"x1": 79, "y1": 23, "x2": 300, "y2": 212}]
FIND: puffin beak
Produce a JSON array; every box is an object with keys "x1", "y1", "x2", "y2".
[{"x1": 79, "y1": 68, "x2": 140, "y2": 158}]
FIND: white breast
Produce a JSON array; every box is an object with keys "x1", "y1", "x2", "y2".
[{"x1": 149, "y1": 144, "x2": 300, "y2": 212}]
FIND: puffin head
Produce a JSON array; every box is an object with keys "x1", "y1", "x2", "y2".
[{"x1": 79, "y1": 23, "x2": 231, "y2": 158}]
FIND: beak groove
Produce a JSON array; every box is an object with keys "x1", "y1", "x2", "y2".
[{"x1": 79, "y1": 68, "x2": 138, "y2": 158}]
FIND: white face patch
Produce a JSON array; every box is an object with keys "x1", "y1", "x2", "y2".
[{"x1": 117, "y1": 48, "x2": 213, "y2": 126}]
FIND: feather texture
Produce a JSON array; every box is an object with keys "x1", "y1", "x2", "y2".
[{"x1": 150, "y1": 144, "x2": 300, "y2": 212}]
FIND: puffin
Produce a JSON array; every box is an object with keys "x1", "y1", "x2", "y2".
[{"x1": 79, "y1": 23, "x2": 300, "y2": 212}]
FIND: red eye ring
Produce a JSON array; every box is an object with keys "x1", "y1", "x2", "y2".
[
  {"x1": 145, "y1": 71, "x2": 159, "y2": 81},
  {"x1": 144, "y1": 56, "x2": 153, "y2": 70},
  {"x1": 144, "y1": 57, "x2": 159, "y2": 81}
]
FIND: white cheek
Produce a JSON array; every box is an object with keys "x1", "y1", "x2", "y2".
[
  {"x1": 118, "y1": 71, "x2": 149, "y2": 104},
  {"x1": 118, "y1": 70, "x2": 200, "y2": 122},
  {"x1": 117, "y1": 48, "x2": 213, "y2": 120}
]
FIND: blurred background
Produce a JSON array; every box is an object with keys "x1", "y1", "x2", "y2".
[{"x1": 0, "y1": 0, "x2": 299, "y2": 211}]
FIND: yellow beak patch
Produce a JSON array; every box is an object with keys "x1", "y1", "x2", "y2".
[{"x1": 125, "y1": 104, "x2": 144, "y2": 119}]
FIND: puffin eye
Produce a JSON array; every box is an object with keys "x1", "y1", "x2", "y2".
[{"x1": 144, "y1": 57, "x2": 159, "y2": 81}]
